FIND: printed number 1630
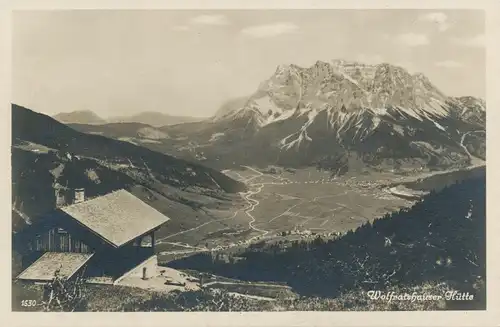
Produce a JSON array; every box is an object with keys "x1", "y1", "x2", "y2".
[{"x1": 21, "y1": 300, "x2": 37, "y2": 307}]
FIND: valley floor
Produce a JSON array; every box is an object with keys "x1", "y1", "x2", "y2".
[
  {"x1": 154, "y1": 166, "x2": 429, "y2": 262},
  {"x1": 155, "y1": 163, "x2": 485, "y2": 263}
]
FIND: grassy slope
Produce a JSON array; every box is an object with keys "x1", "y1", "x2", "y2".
[
  {"x1": 12, "y1": 277, "x2": 480, "y2": 312},
  {"x1": 68, "y1": 122, "x2": 154, "y2": 138}
]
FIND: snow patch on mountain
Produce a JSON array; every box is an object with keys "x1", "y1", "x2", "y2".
[
  {"x1": 433, "y1": 121, "x2": 446, "y2": 132},
  {"x1": 253, "y1": 96, "x2": 282, "y2": 116},
  {"x1": 393, "y1": 125, "x2": 405, "y2": 136},
  {"x1": 253, "y1": 96, "x2": 297, "y2": 126},
  {"x1": 280, "y1": 107, "x2": 318, "y2": 150},
  {"x1": 209, "y1": 132, "x2": 225, "y2": 142}
]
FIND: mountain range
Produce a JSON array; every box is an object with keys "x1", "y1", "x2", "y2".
[
  {"x1": 53, "y1": 110, "x2": 203, "y2": 127},
  {"x1": 160, "y1": 60, "x2": 486, "y2": 172}
]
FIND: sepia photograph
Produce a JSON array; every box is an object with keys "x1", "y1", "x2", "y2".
[{"x1": 10, "y1": 7, "x2": 488, "y2": 314}]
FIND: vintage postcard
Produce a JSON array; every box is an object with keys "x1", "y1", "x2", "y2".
[{"x1": 5, "y1": 0, "x2": 499, "y2": 326}]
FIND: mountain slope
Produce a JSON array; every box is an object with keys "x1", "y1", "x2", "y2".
[
  {"x1": 161, "y1": 60, "x2": 485, "y2": 171},
  {"x1": 212, "y1": 97, "x2": 249, "y2": 121},
  {"x1": 12, "y1": 104, "x2": 246, "y2": 234},
  {"x1": 68, "y1": 122, "x2": 170, "y2": 147},
  {"x1": 53, "y1": 110, "x2": 106, "y2": 125}
]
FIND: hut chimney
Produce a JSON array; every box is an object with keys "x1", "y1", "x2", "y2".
[
  {"x1": 55, "y1": 188, "x2": 67, "y2": 207},
  {"x1": 74, "y1": 188, "x2": 85, "y2": 204}
]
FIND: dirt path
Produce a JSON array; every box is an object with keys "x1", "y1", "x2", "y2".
[
  {"x1": 460, "y1": 130, "x2": 485, "y2": 165},
  {"x1": 203, "y1": 281, "x2": 290, "y2": 288},
  {"x1": 267, "y1": 201, "x2": 304, "y2": 223},
  {"x1": 160, "y1": 242, "x2": 207, "y2": 251},
  {"x1": 156, "y1": 211, "x2": 240, "y2": 244},
  {"x1": 242, "y1": 183, "x2": 270, "y2": 238},
  {"x1": 227, "y1": 292, "x2": 276, "y2": 301},
  {"x1": 460, "y1": 131, "x2": 476, "y2": 159}
]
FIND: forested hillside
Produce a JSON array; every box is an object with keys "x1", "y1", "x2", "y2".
[{"x1": 12, "y1": 104, "x2": 245, "y2": 194}]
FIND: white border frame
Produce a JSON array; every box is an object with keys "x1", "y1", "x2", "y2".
[{"x1": 1, "y1": 1, "x2": 499, "y2": 326}]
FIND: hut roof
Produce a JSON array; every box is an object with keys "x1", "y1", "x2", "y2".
[
  {"x1": 17, "y1": 252, "x2": 94, "y2": 281},
  {"x1": 60, "y1": 189, "x2": 169, "y2": 248}
]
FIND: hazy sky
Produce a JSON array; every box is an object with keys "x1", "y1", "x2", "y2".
[{"x1": 12, "y1": 9, "x2": 485, "y2": 118}]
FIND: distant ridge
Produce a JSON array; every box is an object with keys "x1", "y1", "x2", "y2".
[
  {"x1": 108, "y1": 112, "x2": 205, "y2": 127},
  {"x1": 53, "y1": 110, "x2": 106, "y2": 125},
  {"x1": 53, "y1": 110, "x2": 204, "y2": 127}
]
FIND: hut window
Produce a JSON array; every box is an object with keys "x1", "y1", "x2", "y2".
[
  {"x1": 74, "y1": 240, "x2": 81, "y2": 253},
  {"x1": 35, "y1": 235, "x2": 42, "y2": 251},
  {"x1": 140, "y1": 234, "x2": 153, "y2": 247},
  {"x1": 81, "y1": 243, "x2": 88, "y2": 253},
  {"x1": 59, "y1": 234, "x2": 69, "y2": 251}
]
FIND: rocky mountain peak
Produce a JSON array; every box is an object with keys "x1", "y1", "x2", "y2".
[{"x1": 211, "y1": 59, "x2": 484, "y2": 167}]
